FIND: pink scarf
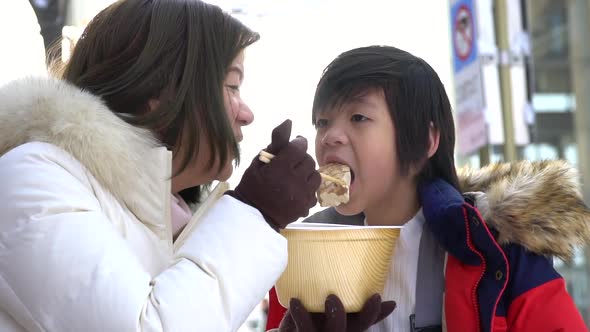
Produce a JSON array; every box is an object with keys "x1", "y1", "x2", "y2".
[{"x1": 170, "y1": 194, "x2": 192, "y2": 238}]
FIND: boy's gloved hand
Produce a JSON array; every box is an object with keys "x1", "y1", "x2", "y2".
[
  {"x1": 226, "y1": 120, "x2": 321, "y2": 231},
  {"x1": 278, "y1": 294, "x2": 396, "y2": 332}
]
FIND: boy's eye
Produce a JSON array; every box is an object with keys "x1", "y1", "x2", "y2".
[
  {"x1": 315, "y1": 118, "x2": 328, "y2": 128},
  {"x1": 351, "y1": 114, "x2": 368, "y2": 122}
]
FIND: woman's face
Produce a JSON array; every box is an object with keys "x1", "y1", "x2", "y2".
[
  {"x1": 216, "y1": 51, "x2": 254, "y2": 180},
  {"x1": 171, "y1": 51, "x2": 254, "y2": 193},
  {"x1": 222, "y1": 51, "x2": 254, "y2": 144}
]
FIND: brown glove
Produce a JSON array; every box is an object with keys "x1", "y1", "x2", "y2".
[
  {"x1": 279, "y1": 294, "x2": 396, "y2": 332},
  {"x1": 226, "y1": 120, "x2": 321, "y2": 231}
]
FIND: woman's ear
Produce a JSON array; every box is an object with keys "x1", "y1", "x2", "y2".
[
  {"x1": 148, "y1": 98, "x2": 160, "y2": 112},
  {"x1": 427, "y1": 122, "x2": 440, "y2": 158}
]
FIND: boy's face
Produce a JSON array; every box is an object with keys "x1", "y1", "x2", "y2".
[{"x1": 314, "y1": 89, "x2": 413, "y2": 216}]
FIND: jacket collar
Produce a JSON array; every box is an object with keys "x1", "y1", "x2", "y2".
[{"x1": 421, "y1": 160, "x2": 590, "y2": 262}]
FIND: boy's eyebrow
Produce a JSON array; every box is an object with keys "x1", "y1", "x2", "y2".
[{"x1": 347, "y1": 95, "x2": 379, "y2": 110}]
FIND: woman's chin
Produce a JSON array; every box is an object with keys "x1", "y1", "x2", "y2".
[{"x1": 215, "y1": 164, "x2": 234, "y2": 182}]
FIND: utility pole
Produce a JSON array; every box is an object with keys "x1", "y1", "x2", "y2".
[
  {"x1": 568, "y1": 0, "x2": 590, "y2": 323},
  {"x1": 493, "y1": 0, "x2": 517, "y2": 162}
]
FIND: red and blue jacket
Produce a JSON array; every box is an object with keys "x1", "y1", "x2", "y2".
[{"x1": 267, "y1": 161, "x2": 590, "y2": 331}]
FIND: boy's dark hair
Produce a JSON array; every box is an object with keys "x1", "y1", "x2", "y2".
[
  {"x1": 60, "y1": 0, "x2": 259, "y2": 203},
  {"x1": 312, "y1": 45, "x2": 459, "y2": 190}
]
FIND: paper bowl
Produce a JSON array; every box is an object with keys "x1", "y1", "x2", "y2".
[{"x1": 275, "y1": 223, "x2": 401, "y2": 312}]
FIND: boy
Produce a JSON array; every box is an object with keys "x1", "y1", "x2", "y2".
[{"x1": 267, "y1": 45, "x2": 589, "y2": 332}]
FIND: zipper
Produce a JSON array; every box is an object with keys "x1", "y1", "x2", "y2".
[
  {"x1": 462, "y1": 206, "x2": 485, "y2": 331},
  {"x1": 162, "y1": 150, "x2": 173, "y2": 253},
  {"x1": 469, "y1": 204, "x2": 510, "y2": 332}
]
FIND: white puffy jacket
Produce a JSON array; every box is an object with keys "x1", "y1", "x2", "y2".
[{"x1": 0, "y1": 78, "x2": 287, "y2": 332}]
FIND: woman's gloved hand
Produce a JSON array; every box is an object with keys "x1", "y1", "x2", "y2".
[
  {"x1": 278, "y1": 294, "x2": 396, "y2": 332},
  {"x1": 226, "y1": 119, "x2": 321, "y2": 231}
]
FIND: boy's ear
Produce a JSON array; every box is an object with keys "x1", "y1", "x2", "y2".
[{"x1": 427, "y1": 122, "x2": 440, "y2": 158}]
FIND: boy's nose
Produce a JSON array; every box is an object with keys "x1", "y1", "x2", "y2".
[{"x1": 321, "y1": 127, "x2": 348, "y2": 146}]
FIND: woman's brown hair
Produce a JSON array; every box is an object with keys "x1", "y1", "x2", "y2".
[{"x1": 60, "y1": 0, "x2": 259, "y2": 202}]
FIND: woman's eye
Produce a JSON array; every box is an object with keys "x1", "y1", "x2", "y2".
[
  {"x1": 226, "y1": 85, "x2": 240, "y2": 93},
  {"x1": 315, "y1": 119, "x2": 328, "y2": 128},
  {"x1": 351, "y1": 114, "x2": 368, "y2": 122}
]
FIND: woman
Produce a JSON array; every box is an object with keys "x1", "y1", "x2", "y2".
[{"x1": 0, "y1": 0, "x2": 320, "y2": 331}]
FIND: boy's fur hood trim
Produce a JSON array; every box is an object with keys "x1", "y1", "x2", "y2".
[{"x1": 459, "y1": 160, "x2": 590, "y2": 261}]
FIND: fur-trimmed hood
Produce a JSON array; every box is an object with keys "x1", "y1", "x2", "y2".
[
  {"x1": 0, "y1": 77, "x2": 170, "y2": 233},
  {"x1": 459, "y1": 161, "x2": 590, "y2": 261}
]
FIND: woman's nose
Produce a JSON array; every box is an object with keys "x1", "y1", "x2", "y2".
[{"x1": 236, "y1": 101, "x2": 254, "y2": 126}]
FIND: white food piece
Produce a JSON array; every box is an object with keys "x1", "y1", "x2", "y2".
[{"x1": 317, "y1": 163, "x2": 351, "y2": 207}]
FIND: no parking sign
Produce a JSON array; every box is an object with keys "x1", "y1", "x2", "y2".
[
  {"x1": 454, "y1": 4, "x2": 474, "y2": 62},
  {"x1": 450, "y1": 0, "x2": 487, "y2": 156}
]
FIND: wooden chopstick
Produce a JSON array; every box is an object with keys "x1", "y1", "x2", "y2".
[
  {"x1": 319, "y1": 173, "x2": 348, "y2": 187},
  {"x1": 258, "y1": 150, "x2": 348, "y2": 187}
]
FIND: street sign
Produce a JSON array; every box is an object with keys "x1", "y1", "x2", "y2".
[{"x1": 450, "y1": 0, "x2": 487, "y2": 156}]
